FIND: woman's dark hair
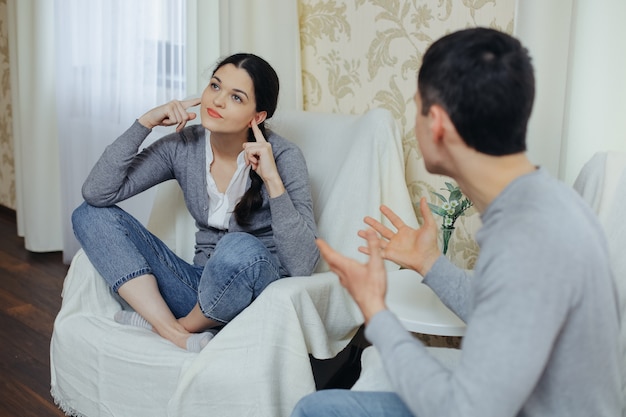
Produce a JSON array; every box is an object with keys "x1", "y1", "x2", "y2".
[
  {"x1": 211, "y1": 53, "x2": 279, "y2": 226},
  {"x1": 418, "y1": 28, "x2": 535, "y2": 156}
]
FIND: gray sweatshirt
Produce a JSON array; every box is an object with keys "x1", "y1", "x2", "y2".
[
  {"x1": 366, "y1": 168, "x2": 622, "y2": 416},
  {"x1": 82, "y1": 121, "x2": 319, "y2": 276}
]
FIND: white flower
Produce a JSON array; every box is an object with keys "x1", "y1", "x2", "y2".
[{"x1": 426, "y1": 182, "x2": 473, "y2": 233}]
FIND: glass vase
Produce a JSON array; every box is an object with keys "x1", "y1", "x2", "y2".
[{"x1": 442, "y1": 227, "x2": 455, "y2": 255}]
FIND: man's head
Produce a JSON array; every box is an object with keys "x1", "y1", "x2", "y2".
[{"x1": 417, "y1": 27, "x2": 535, "y2": 156}]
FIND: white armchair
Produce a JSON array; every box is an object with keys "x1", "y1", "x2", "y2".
[
  {"x1": 50, "y1": 108, "x2": 419, "y2": 417},
  {"x1": 573, "y1": 151, "x2": 626, "y2": 413}
]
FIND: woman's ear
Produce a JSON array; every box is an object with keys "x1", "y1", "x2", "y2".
[{"x1": 251, "y1": 111, "x2": 267, "y2": 127}]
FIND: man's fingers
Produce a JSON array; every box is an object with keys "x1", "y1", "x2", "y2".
[
  {"x1": 358, "y1": 245, "x2": 370, "y2": 255},
  {"x1": 363, "y1": 216, "x2": 384, "y2": 231},
  {"x1": 316, "y1": 239, "x2": 354, "y2": 282},
  {"x1": 316, "y1": 239, "x2": 342, "y2": 267},
  {"x1": 380, "y1": 205, "x2": 407, "y2": 229},
  {"x1": 419, "y1": 197, "x2": 436, "y2": 227},
  {"x1": 364, "y1": 229, "x2": 385, "y2": 270}
]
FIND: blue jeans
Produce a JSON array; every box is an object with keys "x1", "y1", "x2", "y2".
[
  {"x1": 290, "y1": 389, "x2": 414, "y2": 417},
  {"x1": 72, "y1": 202, "x2": 282, "y2": 323}
]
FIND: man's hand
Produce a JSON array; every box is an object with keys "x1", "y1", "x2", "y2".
[
  {"x1": 359, "y1": 197, "x2": 441, "y2": 276},
  {"x1": 317, "y1": 229, "x2": 388, "y2": 323}
]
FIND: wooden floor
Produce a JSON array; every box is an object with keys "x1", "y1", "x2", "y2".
[{"x1": 0, "y1": 207, "x2": 67, "y2": 417}]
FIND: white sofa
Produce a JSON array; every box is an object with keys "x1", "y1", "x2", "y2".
[{"x1": 50, "y1": 108, "x2": 420, "y2": 417}]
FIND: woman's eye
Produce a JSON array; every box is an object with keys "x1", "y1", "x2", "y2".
[
  {"x1": 232, "y1": 94, "x2": 242, "y2": 103},
  {"x1": 210, "y1": 82, "x2": 219, "y2": 90}
]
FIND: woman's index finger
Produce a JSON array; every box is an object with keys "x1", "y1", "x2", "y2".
[
  {"x1": 182, "y1": 97, "x2": 201, "y2": 109},
  {"x1": 250, "y1": 119, "x2": 267, "y2": 142}
]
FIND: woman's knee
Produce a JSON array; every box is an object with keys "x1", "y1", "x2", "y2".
[
  {"x1": 215, "y1": 232, "x2": 265, "y2": 253},
  {"x1": 291, "y1": 390, "x2": 353, "y2": 417},
  {"x1": 71, "y1": 202, "x2": 121, "y2": 240},
  {"x1": 72, "y1": 202, "x2": 99, "y2": 236},
  {"x1": 198, "y1": 233, "x2": 281, "y2": 321},
  {"x1": 291, "y1": 393, "x2": 318, "y2": 417},
  {"x1": 208, "y1": 233, "x2": 272, "y2": 272}
]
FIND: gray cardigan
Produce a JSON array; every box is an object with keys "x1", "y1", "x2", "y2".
[{"x1": 82, "y1": 121, "x2": 319, "y2": 276}]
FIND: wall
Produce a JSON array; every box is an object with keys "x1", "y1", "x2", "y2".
[
  {"x1": 298, "y1": 0, "x2": 516, "y2": 268},
  {"x1": 0, "y1": 0, "x2": 15, "y2": 209}
]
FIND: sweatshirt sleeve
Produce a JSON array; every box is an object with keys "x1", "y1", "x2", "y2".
[
  {"x1": 268, "y1": 143, "x2": 319, "y2": 277},
  {"x1": 82, "y1": 121, "x2": 177, "y2": 206},
  {"x1": 423, "y1": 255, "x2": 473, "y2": 321}
]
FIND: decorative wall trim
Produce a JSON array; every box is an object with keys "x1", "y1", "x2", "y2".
[{"x1": 0, "y1": 0, "x2": 15, "y2": 210}]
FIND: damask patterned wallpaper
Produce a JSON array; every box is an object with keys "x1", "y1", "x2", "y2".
[
  {"x1": 0, "y1": 0, "x2": 15, "y2": 210},
  {"x1": 298, "y1": 0, "x2": 515, "y2": 268}
]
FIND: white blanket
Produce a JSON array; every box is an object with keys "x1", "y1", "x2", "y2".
[{"x1": 51, "y1": 251, "x2": 362, "y2": 417}]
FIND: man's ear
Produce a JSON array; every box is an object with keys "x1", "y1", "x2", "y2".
[{"x1": 428, "y1": 105, "x2": 446, "y2": 142}]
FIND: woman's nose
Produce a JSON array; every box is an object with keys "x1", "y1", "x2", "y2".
[{"x1": 213, "y1": 92, "x2": 225, "y2": 107}]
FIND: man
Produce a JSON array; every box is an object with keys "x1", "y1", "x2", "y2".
[{"x1": 291, "y1": 28, "x2": 622, "y2": 417}]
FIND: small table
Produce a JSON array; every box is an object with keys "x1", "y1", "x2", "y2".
[{"x1": 386, "y1": 269, "x2": 466, "y2": 336}]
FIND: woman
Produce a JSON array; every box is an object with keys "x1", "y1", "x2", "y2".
[{"x1": 72, "y1": 53, "x2": 319, "y2": 352}]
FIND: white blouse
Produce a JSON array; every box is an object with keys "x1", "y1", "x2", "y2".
[{"x1": 205, "y1": 132, "x2": 251, "y2": 230}]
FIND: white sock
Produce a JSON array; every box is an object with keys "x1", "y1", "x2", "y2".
[
  {"x1": 186, "y1": 332, "x2": 214, "y2": 352},
  {"x1": 114, "y1": 310, "x2": 153, "y2": 330}
]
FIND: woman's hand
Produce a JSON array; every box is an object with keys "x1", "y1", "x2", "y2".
[
  {"x1": 242, "y1": 119, "x2": 285, "y2": 197},
  {"x1": 359, "y1": 198, "x2": 441, "y2": 276},
  {"x1": 138, "y1": 98, "x2": 201, "y2": 132}
]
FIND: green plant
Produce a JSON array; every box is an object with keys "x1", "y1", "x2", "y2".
[{"x1": 427, "y1": 182, "x2": 473, "y2": 255}]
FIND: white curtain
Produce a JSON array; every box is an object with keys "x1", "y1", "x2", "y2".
[
  {"x1": 54, "y1": 0, "x2": 188, "y2": 262},
  {"x1": 515, "y1": 0, "x2": 626, "y2": 184},
  {"x1": 8, "y1": 0, "x2": 62, "y2": 253},
  {"x1": 185, "y1": 0, "x2": 221, "y2": 95},
  {"x1": 7, "y1": 0, "x2": 315, "y2": 263}
]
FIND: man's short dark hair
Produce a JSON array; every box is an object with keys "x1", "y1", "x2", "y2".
[{"x1": 418, "y1": 27, "x2": 535, "y2": 156}]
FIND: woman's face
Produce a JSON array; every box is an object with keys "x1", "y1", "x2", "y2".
[{"x1": 200, "y1": 63, "x2": 263, "y2": 135}]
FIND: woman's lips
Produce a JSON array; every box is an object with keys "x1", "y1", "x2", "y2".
[{"x1": 207, "y1": 108, "x2": 222, "y2": 119}]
